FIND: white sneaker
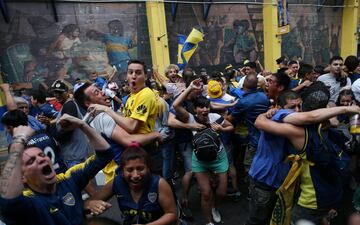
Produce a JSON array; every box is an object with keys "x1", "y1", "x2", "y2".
[
  {"x1": 211, "y1": 208, "x2": 221, "y2": 223},
  {"x1": 205, "y1": 223, "x2": 215, "y2": 225}
]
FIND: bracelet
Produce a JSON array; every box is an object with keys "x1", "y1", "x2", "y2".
[{"x1": 12, "y1": 135, "x2": 29, "y2": 145}]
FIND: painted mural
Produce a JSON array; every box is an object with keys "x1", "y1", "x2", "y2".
[
  {"x1": 165, "y1": 4, "x2": 264, "y2": 71},
  {"x1": 165, "y1": 2, "x2": 344, "y2": 71},
  {"x1": 281, "y1": 5, "x2": 342, "y2": 65},
  {"x1": 0, "y1": 2, "x2": 151, "y2": 88},
  {"x1": 0, "y1": 1, "x2": 345, "y2": 85}
]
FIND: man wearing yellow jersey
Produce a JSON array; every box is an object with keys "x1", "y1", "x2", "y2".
[
  {"x1": 111, "y1": 60, "x2": 161, "y2": 173},
  {"x1": 123, "y1": 60, "x2": 157, "y2": 134}
]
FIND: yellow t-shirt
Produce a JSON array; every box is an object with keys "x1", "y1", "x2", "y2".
[{"x1": 124, "y1": 87, "x2": 157, "y2": 134}]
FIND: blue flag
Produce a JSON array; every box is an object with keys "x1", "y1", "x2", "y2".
[{"x1": 177, "y1": 28, "x2": 204, "y2": 70}]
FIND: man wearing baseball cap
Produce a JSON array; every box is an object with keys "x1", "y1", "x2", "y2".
[{"x1": 50, "y1": 80, "x2": 92, "y2": 172}]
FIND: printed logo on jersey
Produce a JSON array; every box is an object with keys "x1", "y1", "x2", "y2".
[
  {"x1": 147, "y1": 192, "x2": 157, "y2": 203},
  {"x1": 50, "y1": 207, "x2": 59, "y2": 214},
  {"x1": 136, "y1": 104, "x2": 147, "y2": 115},
  {"x1": 62, "y1": 192, "x2": 76, "y2": 206}
]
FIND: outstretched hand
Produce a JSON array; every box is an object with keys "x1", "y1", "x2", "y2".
[
  {"x1": 88, "y1": 104, "x2": 111, "y2": 114},
  {"x1": 210, "y1": 122, "x2": 222, "y2": 132},
  {"x1": 0, "y1": 83, "x2": 10, "y2": 92},
  {"x1": 189, "y1": 78, "x2": 203, "y2": 91},
  {"x1": 265, "y1": 107, "x2": 279, "y2": 119},
  {"x1": 346, "y1": 105, "x2": 360, "y2": 114},
  {"x1": 84, "y1": 200, "x2": 112, "y2": 216}
]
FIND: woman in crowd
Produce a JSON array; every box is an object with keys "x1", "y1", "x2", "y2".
[{"x1": 85, "y1": 144, "x2": 177, "y2": 225}]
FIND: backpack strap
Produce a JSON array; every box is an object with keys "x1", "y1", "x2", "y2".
[
  {"x1": 215, "y1": 116, "x2": 224, "y2": 125},
  {"x1": 194, "y1": 115, "x2": 224, "y2": 128}
]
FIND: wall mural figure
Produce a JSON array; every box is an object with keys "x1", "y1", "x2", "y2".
[
  {"x1": 166, "y1": 4, "x2": 262, "y2": 70},
  {"x1": 46, "y1": 24, "x2": 81, "y2": 80},
  {"x1": 281, "y1": 7, "x2": 341, "y2": 65},
  {"x1": 0, "y1": 3, "x2": 148, "y2": 88},
  {"x1": 103, "y1": 19, "x2": 136, "y2": 75},
  {"x1": 330, "y1": 24, "x2": 341, "y2": 57},
  {"x1": 196, "y1": 16, "x2": 226, "y2": 66},
  {"x1": 231, "y1": 19, "x2": 257, "y2": 63}
]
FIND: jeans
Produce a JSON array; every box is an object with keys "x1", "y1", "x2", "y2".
[
  {"x1": 150, "y1": 149, "x2": 163, "y2": 176},
  {"x1": 291, "y1": 204, "x2": 329, "y2": 225},
  {"x1": 244, "y1": 145, "x2": 257, "y2": 172},
  {"x1": 178, "y1": 142, "x2": 193, "y2": 172},
  {"x1": 246, "y1": 179, "x2": 277, "y2": 225},
  {"x1": 161, "y1": 140, "x2": 176, "y2": 181}
]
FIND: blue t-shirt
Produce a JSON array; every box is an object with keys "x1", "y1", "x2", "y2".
[
  {"x1": 231, "y1": 89, "x2": 270, "y2": 148},
  {"x1": 288, "y1": 79, "x2": 300, "y2": 89},
  {"x1": 249, "y1": 109, "x2": 294, "y2": 188}
]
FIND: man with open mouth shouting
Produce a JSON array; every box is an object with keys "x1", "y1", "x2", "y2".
[{"x1": 0, "y1": 114, "x2": 114, "y2": 225}]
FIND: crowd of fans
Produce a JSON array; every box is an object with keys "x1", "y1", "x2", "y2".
[{"x1": 0, "y1": 56, "x2": 360, "y2": 225}]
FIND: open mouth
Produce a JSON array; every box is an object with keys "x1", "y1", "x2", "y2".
[
  {"x1": 42, "y1": 165, "x2": 53, "y2": 176},
  {"x1": 201, "y1": 112, "x2": 209, "y2": 117},
  {"x1": 130, "y1": 179, "x2": 142, "y2": 185}
]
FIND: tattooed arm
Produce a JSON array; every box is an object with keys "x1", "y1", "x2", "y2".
[{"x1": 0, "y1": 126, "x2": 34, "y2": 199}]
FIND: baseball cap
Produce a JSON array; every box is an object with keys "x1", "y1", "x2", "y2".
[
  {"x1": 50, "y1": 80, "x2": 68, "y2": 92},
  {"x1": 207, "y1": 80, "x2": 223, "y2": 99}
]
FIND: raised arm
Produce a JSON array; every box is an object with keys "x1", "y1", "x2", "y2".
[
  {"x1": 210, "y1": 100, "x2": 238, "y2": 111},
  {"x1": 58, "y1": 114, "x2": 110, "y2": 150},
  {"x1": 0, "y1": 126, "x2": 34, "y2": 199},
  {"x1": 152, "y1": 67, "x2": 168, "y2": 87},
  {"x1": 255, "y1": 113, "x2": 305, "y2": 151},
  {"x1": 172, "y1": 78, "x2": 202, "y2": 122},
  {"x1": 0, "y1": 83, "x2": 18, "y2": 111},
  {"x1": 282, "y1": 105, "x2": 360, "y2": 125},
  {"x1": 167, "y1": 113, "x2": 206, "y2": 130}
]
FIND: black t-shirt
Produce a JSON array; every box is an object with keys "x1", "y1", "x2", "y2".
[
  {"x1": 60, "y1": 100, "x2": 78, "y2": 117},
  {"x1": 170, "y1": 100, "x2": 194, "y2": 144}
]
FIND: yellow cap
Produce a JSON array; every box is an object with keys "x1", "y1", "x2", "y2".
[{"x1": 207, "y1": 80, "x2": 223, "y2": 99}]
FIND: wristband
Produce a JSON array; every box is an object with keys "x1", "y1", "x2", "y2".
[{"x1": 12, "y1": 135, "x2": 29, "y2": 145}]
